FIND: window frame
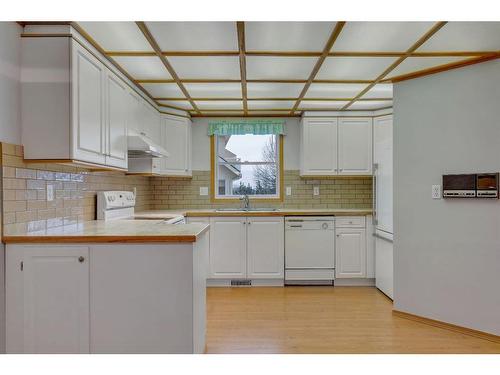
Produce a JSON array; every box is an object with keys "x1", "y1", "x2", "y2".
[{"x1": 210, "y1": 134, "x2": 284, "y2": 202}]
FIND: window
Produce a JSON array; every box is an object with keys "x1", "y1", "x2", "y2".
[{"x1": 212, "y1": 134, "x2": 282, "y2": 200}]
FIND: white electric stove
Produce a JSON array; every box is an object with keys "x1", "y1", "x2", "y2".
[{"x1": 97, "y1": 191, "x2": 185, "y2": 224}]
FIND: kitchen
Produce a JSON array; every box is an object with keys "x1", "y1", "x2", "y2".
[{"x1": 1, "y1": 3, "x2": 500, "y2": 370}]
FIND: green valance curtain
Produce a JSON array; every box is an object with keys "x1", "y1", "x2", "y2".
[{"x1": 208, "y1": 119, "x2": 285, "y2": 135}]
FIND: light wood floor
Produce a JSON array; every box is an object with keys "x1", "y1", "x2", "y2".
[{"x1": 206, "y1": 286, "x2": 500, "y2": 354}]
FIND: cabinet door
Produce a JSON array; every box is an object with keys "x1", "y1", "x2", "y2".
[
  {"x1": 71, "y1": 42, "x2": 106, "y2": 165},
  {"x1": 338, "y1": 118, "x2": 372, "y2": 175},
  {"x1": 301, "y1": 118, "x2": 338, "y2": 175},
  {"x1": 162, "y1": 116, "x2": 191, "y2": 176},
  {"x1": 209, "y1": 217, "x2": 247, "y2": 279},
  {"x1": 22, "y1": 247, "x2": 90, "y2": 353},
  {"x1": 335, "y1": 228, "x2": 366, "y2": 278},
  {"x1": 247, "y1": 217, "x2": 284, "y2": 279},
  {"x1": 105, "y1": 70, "x2": 128, "y2": 169}
]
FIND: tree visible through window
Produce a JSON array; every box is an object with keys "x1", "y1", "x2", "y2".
[{"x1": 215, "y1": 134, "x2": 280, "y2": 198}]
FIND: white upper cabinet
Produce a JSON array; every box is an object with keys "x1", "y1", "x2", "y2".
[
  {"x1": 21, "y1": 37, "x2": 131, "y2": 170},
  {"x1": 104, "y1": 69, "x2": 128, "y2": 169},
  {"x1": 160, "y1": 115, "x2": 192, "y2": 176},
  {"x1": 300, "y1": 117, "x2": 373, "y2": 176},
  {"x1": 301, "y1": 118, "x2": 338, "y2": 176},
  {"x1": 338, "y1": 118, "x2": 372, "y2": 175}
]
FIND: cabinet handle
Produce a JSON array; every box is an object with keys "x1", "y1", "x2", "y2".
[{"x1": 78, "y1": 256, "x2": 85, "y2": 263}]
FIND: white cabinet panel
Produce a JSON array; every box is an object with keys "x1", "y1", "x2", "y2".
[
  {"x1": 71, "y1": 42, "x2": 106, "y2": 165},
  {"x1": 301, "y1": 118, "x2": 338, "y2": 175},
  {"x1": 247, "y1": 217, "x2": 284, "y2": 279},
  {"x1": 335, "y1": 228, "x2": 366, "y2": 278},
  {"x1": 209, "y1": 217, "x2": 247, "y2": 278},
  {"x1": 22, "y1": 247, "x2": 89, "y2": 353},
  {"x1": 338, "y1": 118, "x2": 372, "y2": 175},
  {"x1": 105, "y1": 70, "x2": 128, "y2": 169},
  {"x1": 161, "y1": 116, "x2": 192, "y2": 176}
]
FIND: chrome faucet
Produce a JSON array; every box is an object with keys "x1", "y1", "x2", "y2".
[{"x1": 240, "y1": 194, "x2": 250, "y2": 210}]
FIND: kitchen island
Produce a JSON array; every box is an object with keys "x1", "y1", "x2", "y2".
[{"x1": 3, "y1": 220, "x2": 209, "y2": 354}]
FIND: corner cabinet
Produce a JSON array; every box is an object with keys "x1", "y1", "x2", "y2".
[
  {"x1": 22, "y1": 37, "x2": 129, "y2": 170},
  {"x1": 159, "y1": 115, "x2": 192, "y2": 177},
  {"x1": 300, "y1": 117, "x2": 372, "y2": 176}
]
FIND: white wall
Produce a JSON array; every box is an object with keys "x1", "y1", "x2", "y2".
[
  {"x1": 0, "y1": 22, "x2": 22, "y2": 144},
  {"x1": 191, "y1": 118, "x2": 300, "y2": 171},
  {"x1": 393, "y1": 59, "x2": 500, "y2": 335}
]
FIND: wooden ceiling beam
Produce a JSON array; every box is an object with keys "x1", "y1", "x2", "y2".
[
  {"x1": 290, "y1": 22, "x2": 346, "y2": 114},
  {"x1": 237, "y1": 22, "x2": 248, "y2": 115},
  {"x1": 154, "y1": 97, "x2": 392, "y2": 101},
  {"x1": 135, "y1": 21, "x2": 201, "y2": 115},
  {"x1": 341, "y1": 21, "x2": 447, "y2": 110},
  {"x1": 135, "y1": 78, "x2": 376, "y2": 84}
]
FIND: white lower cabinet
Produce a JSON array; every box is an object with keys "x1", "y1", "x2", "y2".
[
  {"x1": 335, "y1": 228, "x2": 366, "y2": 278},
  {"x1": 6, "y1": 246, "x2": 90, "y2": 354},
  {"x1": 208, "y1": 216, "x2": 284, "y2": 280}
]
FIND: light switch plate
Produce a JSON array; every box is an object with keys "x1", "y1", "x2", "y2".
[
  {"x1": 47, "y1": 184, "x2": 54, "y2": 201},
  {"x1": 286, "y1": 186, "x2": 292, "y2": 196},
  {"x1": 200, "y1": 186, "x2": 209, "y2": 196},
  {"x1": 313, "y1": 186, "x2": 320, "y2": 196},
  {"x1": 432, "y1": 185, "x2": 441, "y2": 199}
]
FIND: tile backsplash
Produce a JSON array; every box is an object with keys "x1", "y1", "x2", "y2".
[
  {"x1": 1, "y1": 142, "x2": 372, "y2": 234},
  {"x1": 1, "y1": 143, "x2": 152, "y2": 234},
  {"x1": 150, "y1": 170, "x2": 372, "y2": 210}
]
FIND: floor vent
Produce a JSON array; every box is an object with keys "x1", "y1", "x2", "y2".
[{"x1": 231, "y1": 280, "x2": 252, "y2": 286}]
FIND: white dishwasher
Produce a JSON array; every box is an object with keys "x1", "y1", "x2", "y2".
[{"x1": 285, "y1": 216, "x2": 335, "y2": 284}]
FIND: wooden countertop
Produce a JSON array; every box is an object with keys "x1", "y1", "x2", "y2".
[
  {"x1": 135, "y1": 208, "x2": 373, "y2": 218},
  {"x1": 2, "y1": 220, "x2": 209, "y2": 244}
]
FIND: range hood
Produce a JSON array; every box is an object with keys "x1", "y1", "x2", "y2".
[{"x1": 127, "y1": 129, "x2": 169, "y2": 158}]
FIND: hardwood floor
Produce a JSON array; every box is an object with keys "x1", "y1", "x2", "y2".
[{"x1": 206, "y1": 286, "x2": 500, "y2": 354}]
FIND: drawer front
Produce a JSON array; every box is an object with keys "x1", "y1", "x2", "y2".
[{"x1": 335, "y1": 216, "x2": 366, "y2": 228}]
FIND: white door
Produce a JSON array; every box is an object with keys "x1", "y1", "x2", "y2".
[
  {"x1": 247, "y1": 217, "x2": 284, "y2": 279},
  {"x1": 209, "y1": 217, "x2": 247, "y2": 279},
  {"x1": 105, "y1": 70, "x2": 128, "y2": 169},
  {"x1": 338, "y1": 118, "x2": 372, "y2": 175},
  {"x1": 162, "y1": 116, "x2": 191, "y2": 176},
  {"x1": 373, "y1": 115, "x2": 393, "y2": 233},
  {"x1": 22, "y1": 247, "x2": 89, "y2": 353},
  {"x1": 301, "y1": 118, "x2": 338, "y2": 175},
  {"x1": 71, "y1": 42, "x2": 106, "y2": 165},
  {"x1": 335, "y1": 228, "x2": 366, "y2": 278},
  {"x1": 375, "y1": 233, "x2": 394, "y2": 299}
]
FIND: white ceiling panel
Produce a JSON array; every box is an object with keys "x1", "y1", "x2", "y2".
[
  {"x1": 157, "y1": 100, "x2": 193, "y2": 110},
  {"x1": 348, "y1": 100, "x2": 393, "y2": 110},
  {"x1": 168, "y1": 56, "x2": 241, "y2": 79},
  {"x1": 362, "y1": 83, "x2": 393, "y2": 99},
  {"x1": 418, "y1": 22, "x2": 500, "y2": 51},
  {"x1": 298, "y1": 101, "x2": 348, "y2": 110},
  {"x1": 141, "y1": 83, "x2": 185, "y2": 98},
  {"x1": 78, "y1": 22, "x2": 153, "y2": 51},
  {"x1": 145, "y1": 22, "x2": 238, "y2": 51},
  {"x1": 386, "y1": 56, "x2": 467, "y2": 79},
  {"x1": 316, "y1": 57, "x2": 398, "y2": 80},
  {"x1": 305, "y1": 83, "x2": 369, "y2": 98},
  {"x1": 113, "y1": 56, "x2": 171, "y2": 79},
  {"x1": 247, "y1": 83, "x2": 305, "y2": 98},
  {"x1": 196, "y1": 100, "x2": 243, "y2": 110},
  {"x1": 183, "y1": 83, "x2": 242, "y2": 98},
  {"x1": 246, "y1": 22, "x2": 336, "y2": 51},
  {"x1": 246, "y1": 56, "x2": 318, "y2": 79},
  {"x1": 248, "y1": 101, "x2": 296, "y2": 110},
  {"x1": 333, "y1": 22, "x2": 435, "y2": 52}
]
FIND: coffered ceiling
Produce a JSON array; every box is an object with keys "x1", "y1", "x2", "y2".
[{"x1": 75, "y1": 21, "x2": 500, "y2": 117}]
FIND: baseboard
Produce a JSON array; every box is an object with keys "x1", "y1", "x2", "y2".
[
  {"x1": 207, "y1": 279, "x2": 284, "y2": 287},
  {"x1": 392, "y1": 310, "x2": 500, "y2": 344},
  {"x1": 334, "y1": 278, "x2": 375, "y2": 286}
]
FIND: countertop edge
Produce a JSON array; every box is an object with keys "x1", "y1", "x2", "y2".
[{"x1": 183, "y1": 210, "x2": 373, "y2": 217}]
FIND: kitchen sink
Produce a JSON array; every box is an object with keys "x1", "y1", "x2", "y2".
[{"x1": 215, "y1": 208, "x2": 279, "y2": 212}]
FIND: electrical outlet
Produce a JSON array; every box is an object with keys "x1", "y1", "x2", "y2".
[
  {"x1": 199, "y1": 186, "x2": 209, "y2": 196},
  {"x1": 313, "y1": 186, "x2": 320, "y2": 196},
  {"x1": 432, "y1": 184, "x2": 441, "y2": 199},
  {"x1": 286, "y1": 186, "x2": 292, "y2": 196},
  {"x1": 47, "y1": 184, "x2": 54, "y2": 201}
]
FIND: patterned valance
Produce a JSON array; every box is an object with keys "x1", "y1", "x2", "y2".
[{"x1": 208, "y1": 119, "x2": 285, "y2": 135}]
